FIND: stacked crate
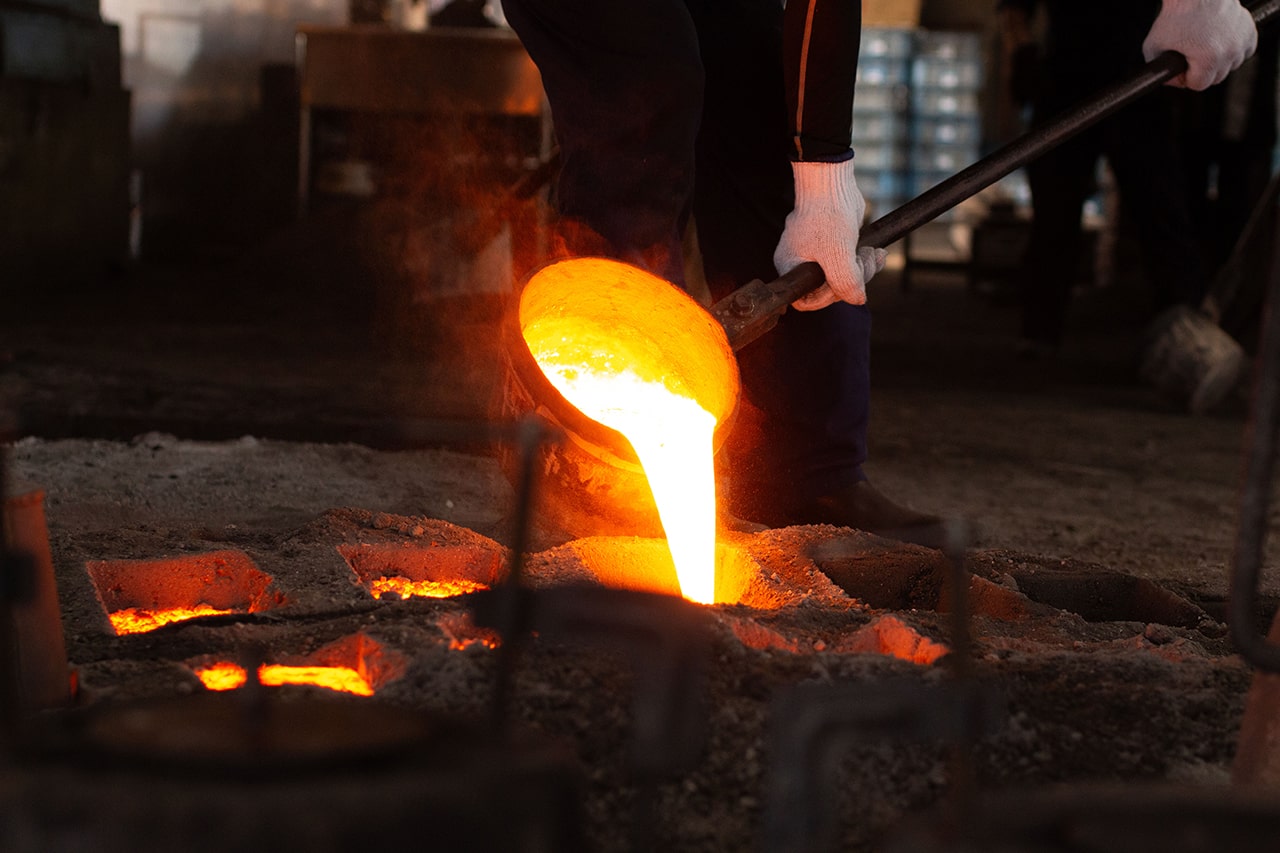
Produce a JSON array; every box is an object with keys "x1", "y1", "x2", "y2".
[
  {"x1": 852, "y1": 27, "x2": 914, "y2": 219},
  {"x1": 908, "y1": 30, "x2": 985, "y2": 216},
  {"x1": 853, "y1": 28, "x2": 986, "y2": 222}
]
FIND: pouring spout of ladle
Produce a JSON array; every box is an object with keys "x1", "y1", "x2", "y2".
[{"x1": 712, "y1": 0, "x2": 1280, "y2": 351}]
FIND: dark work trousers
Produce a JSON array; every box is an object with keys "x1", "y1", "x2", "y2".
[
  {"x1": 1176, "y1": 34, "x2": 1280, "y2": 270},
  {"x1": 500, "y1": 0, "x2": 872, "y2": 520},
  {"x1": 1022, "y1": 87, "x2": 1206, "y2": 345}
]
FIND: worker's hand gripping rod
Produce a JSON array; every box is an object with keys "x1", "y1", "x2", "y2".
[{"x1": 712, "y1": 0, "x2": 1280, "y2": 351}]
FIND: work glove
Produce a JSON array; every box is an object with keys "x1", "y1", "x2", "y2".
[
  {"x1": 1143, "y1": 0, "x2": 1257, "y2": 91},
  {"x1": 774, "y1": 159, "x2": 888, "y2": 312}
]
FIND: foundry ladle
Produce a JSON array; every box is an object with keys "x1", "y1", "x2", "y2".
[{"x1": 713, "y1": 0, "x2": 1280, "y2": 350}]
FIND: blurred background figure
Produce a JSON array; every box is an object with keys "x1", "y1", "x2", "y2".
[
  {"x1": 1173, "y1": 31, "x2": 1280, "y2": 351},
  {"x1": 998, "y1": 0, "x2": 1212, "y2": 358}
]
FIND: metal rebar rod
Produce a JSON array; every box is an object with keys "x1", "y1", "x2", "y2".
[
  {"x1": 1229, "y1": 211, "x2": 1280, "y2": 673},
  {"x1": 0, "y1": 424, "x2": 15, "y2": 755},
  {"x1": 940, "y1": 520, "x2": 982, "y2": 841},
  {"x1": 0, "y1": 418, "x2": 35, "y2": 757},
  {"x1": 488, "y1": 415, "x2": 552, "y2": 735}
]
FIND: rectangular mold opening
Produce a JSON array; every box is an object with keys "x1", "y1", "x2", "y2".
[
  {"x1": 189, "y1": 633, "x2": 407, "y2": 697},
  {"x1": 338, "y1": 543, "x2": 503, "y2": 600},
  {"x1": 86, "y1": 550, "x2": 284, "y2": 635}
]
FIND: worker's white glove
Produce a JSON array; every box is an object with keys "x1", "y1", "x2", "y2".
[
  {"x1": 1143, "y1": 0, "x2": 1257, "y2": 90},
  {"x1": 774, "y1": 159, "x2": 888, "y2": 312}
]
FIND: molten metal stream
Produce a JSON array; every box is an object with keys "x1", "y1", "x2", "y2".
[{"x1": 536, "y1": 365, "x2": 718, "y2": 604}]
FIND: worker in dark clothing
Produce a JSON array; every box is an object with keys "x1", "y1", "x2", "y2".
[
  {"x1": 499, "y1": 0, "x2": 1253, "y2": 535},
  {"x1": 1176, "y1": 33, "x2": 1280, "y2": 275},
  {"x1": 1175, "y1": 33, "x2": 1280, "y2": 351},
  {"x1": 1000, "y1": 0, "x2": 1257, "y2": 354},
  {"x1": 499, "y1": 0, "x2": 926, "y2": 535}
]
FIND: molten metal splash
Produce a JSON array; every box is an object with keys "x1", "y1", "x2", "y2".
[
  {"x1": 195, "y1": 662, "x2": 375, "y2": 696},
  {"x1": 109, "y1": 604, "x2": 235, "y2": 635},
  {"x1": 370, "y1": 576, "x2": 489, "y2": 599}
]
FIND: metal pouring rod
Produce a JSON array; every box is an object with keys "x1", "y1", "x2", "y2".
[{"x1": 715, "y1": 0, "x2": 1280, "y2": 351}]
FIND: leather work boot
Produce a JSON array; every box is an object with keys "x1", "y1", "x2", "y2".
[{"x1": 803, "y1": 481, "x2": 947, "y2": 535}]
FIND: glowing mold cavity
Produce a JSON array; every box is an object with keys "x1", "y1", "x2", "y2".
[
  {"x1": 190, "y1": 633, "x2": 407, "y2": 697},
  {"x1": 338, "y1": 542, "x2": 503, "y2": 600},
  {"x1": 86, "y1": 550, "x2": 283, "y2": 636}
]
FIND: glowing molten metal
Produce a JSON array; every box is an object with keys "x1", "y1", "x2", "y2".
[
  {"x1": 109, "y1": 604, "x2": 235, "y2": 635},
  {"x1": 540, "y1": 367, "x2": 717, "y2": 603},
  {"x1": 520, "y1": 258, "x2": 740, "y2": 605},
  {"x1": 370, "y1": 576, "x2": 489, "y2": 599},
  {"x1": 195, "y1": 662, "x2": 375, "y2": 696}
]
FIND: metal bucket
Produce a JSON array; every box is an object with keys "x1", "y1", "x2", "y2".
[
  {"x1": 499, "y1": 258, "x2": 740, "y2": 539},
  {"x1": 1139, "y1": 305, "x2": 1246, "y2": 414}
]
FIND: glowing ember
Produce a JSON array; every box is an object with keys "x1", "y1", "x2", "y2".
[
  {"x1": 194, "y1": 662, "x2": 375, "y2": 696},
  {"x1": 196, "y1": 661, "x2": 252, "y2": 691},
  {"x1": 370, "y1": 576, "x2": 489, "y2": 599},
  {"x1": 109, "y1": 604, "x2": 235, "y2": 635},
  {"x1": 438, "y1": 611, "x2": 501, "y2": 650},
  {"x1": 530, "y1": 358, "x2": 718, "y2": 605}
]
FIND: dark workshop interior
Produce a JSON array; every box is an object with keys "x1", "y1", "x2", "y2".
[{"x1": 5, "y1": 1, "x2": 1280, "y2": 850}]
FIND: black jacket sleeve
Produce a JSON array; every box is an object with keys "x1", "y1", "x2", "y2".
[{"x1": 783, "y1": 0, "x2": 861, "y2": 161}]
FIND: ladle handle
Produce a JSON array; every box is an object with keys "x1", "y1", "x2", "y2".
[
  {"x1": 716, "y1": 0, "x2": 1280, "y2": 350},
  {"x1": 713, "y1": 261, "x2": 825, "y2": 350}
]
